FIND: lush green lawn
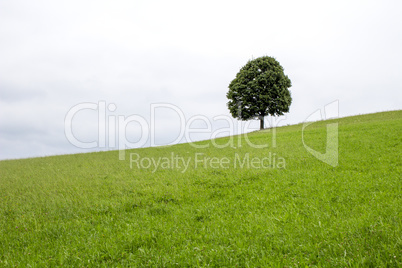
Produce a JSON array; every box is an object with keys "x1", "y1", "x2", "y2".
[{"x1": 0, "y1": 110, "x2": 401, "y2": 267}]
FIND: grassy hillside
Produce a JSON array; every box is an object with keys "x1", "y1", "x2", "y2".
[{"x1": 0, "y1": 110, "x2": 401, "y2": 267}]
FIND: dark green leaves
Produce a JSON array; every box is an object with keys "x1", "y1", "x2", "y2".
[{"x1": 227, "y1": 56, "x2": 292, "y2": 122}]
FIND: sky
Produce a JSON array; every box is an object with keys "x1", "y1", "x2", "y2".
[{"x1": 0, "y1": 0, "x2": 401, "y2": 160}]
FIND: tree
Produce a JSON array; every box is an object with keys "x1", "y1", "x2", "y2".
[{"x1": 226, "y1": 56, "x2": 292, "y2": 130}]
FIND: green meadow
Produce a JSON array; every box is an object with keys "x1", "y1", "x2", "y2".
[{"x1": 0, "y1": 110, "x2": 401, "y2": 267}]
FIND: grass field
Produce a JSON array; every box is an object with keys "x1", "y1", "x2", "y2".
[{"x1": 0, "y1": 110, "x2": 401, "y2": 267}]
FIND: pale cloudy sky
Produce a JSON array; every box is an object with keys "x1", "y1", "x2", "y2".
[{"x1": 0, "y1": 0, "x2": 401, "y2": 160}]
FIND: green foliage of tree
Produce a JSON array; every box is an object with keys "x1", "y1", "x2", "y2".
[{"x1": 227, "y1": 56, "x2": 292, "y2": 129}]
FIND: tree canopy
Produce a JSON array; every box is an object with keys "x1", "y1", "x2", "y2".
[{"x1": 226, "y1": 56, "x2": 292, "y2": 129}]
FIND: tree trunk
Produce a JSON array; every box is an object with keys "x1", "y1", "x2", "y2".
[{"x1": 259, "y1": 116, "x2": 264, "y2": 130}]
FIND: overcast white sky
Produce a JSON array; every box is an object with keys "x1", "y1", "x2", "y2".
[{"x1": 1, "y1": 0, "x2": 401, "y2": 160}]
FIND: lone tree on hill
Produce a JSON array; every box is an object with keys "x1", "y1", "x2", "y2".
[{"x1": 227, "y1": 56, "x2": 292, "y2": 130}]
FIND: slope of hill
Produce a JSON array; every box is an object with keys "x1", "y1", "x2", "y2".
[{"x1": 0, "y1": 110, "x2": 401, "y2": 266}]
